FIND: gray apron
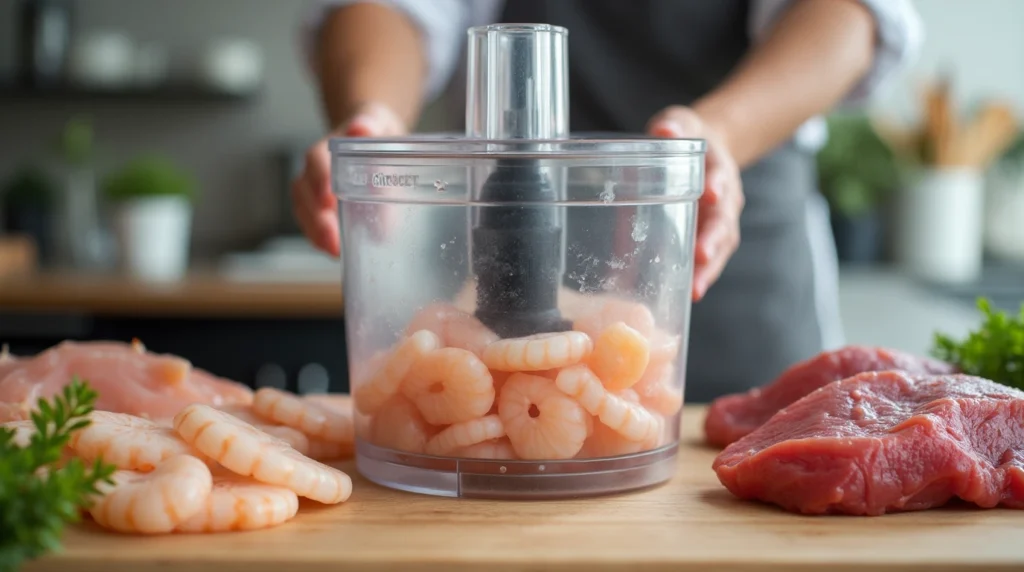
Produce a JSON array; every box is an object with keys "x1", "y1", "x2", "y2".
[{"x1": 500, "y1": 0, "x2": 826, "y2": 402}]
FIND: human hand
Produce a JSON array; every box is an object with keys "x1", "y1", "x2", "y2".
[
  {"x1": 646, "y1": 106, "x2": 745, "y2": 302},
  {"x1": 291, "y1": 102, "x2": 407, "y2": 256}
]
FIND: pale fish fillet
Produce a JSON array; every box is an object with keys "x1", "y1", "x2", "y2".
[{"x1": 0, "y1": 340, "x2": 253, "y2": 423}]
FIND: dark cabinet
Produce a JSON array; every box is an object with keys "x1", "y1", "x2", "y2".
[{"x1": 0, "y1": 313, "x2": 351, "y2": 394}]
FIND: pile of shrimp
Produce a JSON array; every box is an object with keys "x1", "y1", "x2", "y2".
[
  {"x1": 2, "y1": 347, "x2": 357, "y2": 535},
  {"x1": 353, "y1": 296, "x2": 684, "y2": 461}
]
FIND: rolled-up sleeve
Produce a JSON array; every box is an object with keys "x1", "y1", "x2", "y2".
[
  {"x1": 749, "y1": 0, "x2": 924, "y2": 105},
  {"x1": 302, "y1": 0, "x2": 500, "y2": 102}
]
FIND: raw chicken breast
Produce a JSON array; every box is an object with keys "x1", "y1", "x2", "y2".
[
  {"x1": 0, "y1": 344, "x2": 19, "y2": 381},
  {"x1": 0, "y1": 340, "x2": 253, "y2": 423}
]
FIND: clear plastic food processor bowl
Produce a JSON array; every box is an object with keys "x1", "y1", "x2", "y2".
[{"x1": 331, "y1": 23, "x2": 705, "y2": 499}]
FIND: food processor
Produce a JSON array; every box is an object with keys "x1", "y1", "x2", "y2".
[{"x1": 332, "y1": 23, "x2": 705, "y2": 499}]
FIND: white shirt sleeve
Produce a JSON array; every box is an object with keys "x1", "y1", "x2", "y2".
[
  {"x1": 302, "y1": 0, "x2": 503, "y2": 102},
  {"x1": 749, "y1": 0, "x2": 923, "y2": 104},
  {"x1": 749, "y1": 0, "x2": 924, "y2": 150}
]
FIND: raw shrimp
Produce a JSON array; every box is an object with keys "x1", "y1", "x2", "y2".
[
  {"x1": 216, "y1": 405, "x2": 310, "y2": 456},
  {"x1": 303, "y1": 393, "x2": 364, "y2": 455},
  {"x1": 554, "y1": 364, "x2": 663, "y2": 444},
  {"x1": 577, "y1": 390, "x2": 660, "y2": 458},
  {"x1": 455, "y1": 437, "x2": 517, "y2": 459},
  {"x1": 452, "y1": 280, "x2": 478, "y2": 313},
  {"x1": 253, "y1": 387, "x2": 353, "y2": 445},
  {"x1": 578, "y1": 415, "x2": 661, "y2": 458},
  {"x1": 405, "y1": 302, "x2": 500, "y2": 357},
  {"x1": 587, "y1": 322, "x2": 650, "y2": 391},
  {"x1": 306, "y1": 438, "x2": 354, "y2": 461},
  {"x1": 498, "y1": 373, "x2": 589, "y2": 460},
  {"x1": 354, "y1": 330, "x2": 441, "y2": 415},
  {"x1": 69, "y1": 411, "x2": 205, "y2": 472},
  {"x1": 369, "y1": 394, "x2": 437, "y2": 454},
  {"x1": 481, "y1": 331, "x2": 593, "y2": 372},
  {"x1": 175, "y1": 474, "x2": 299, "y2": 533},
  {"x1": 648, "y1": 329, "x2": 681, "y2": 369},
  {"x1": 173, "y1": 404, "x2": 352, "y2": 504},
  {"x1": 558, "y1": 288, "x2": 604, "y2": 322},
  {"x1": 634, "y1": 361, "x2": 683, "y2": 417},
  {"x1": 261, "y1": 426, "x2": 311, "y2": 456},
  {"x1": 424, "y1": 414, "x2": 505, "y2": 457},
  {"x1": 89, "y1": 454, "x2": 213, "y2": 534},
  {"x1": 403, "y1": 347, "x2": 495, "y2": 425},
  {"x1": 304, "y1": 393, "x2": 353, "y2": 412},
  {"x1": 488, "y1": 370, "x2": 511, "y2": 415},
  {"x1": 350, "y1": 351, "x2": 388, "y2": 388},
  {"x1": 572, "y1": 297, "x2": 656, "y2": 341}
]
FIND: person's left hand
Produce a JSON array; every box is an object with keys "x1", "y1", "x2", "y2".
[{"x1": 646, "y1": 106, "x2": 745, "y2": 302}]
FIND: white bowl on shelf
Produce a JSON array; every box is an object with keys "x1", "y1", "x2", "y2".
[
  {"x1": 199, "y1": 39, "x2": 263, "y2": 94},
  {"x1": 69, "y1": 31, "x2": 135, "y2": 89}
]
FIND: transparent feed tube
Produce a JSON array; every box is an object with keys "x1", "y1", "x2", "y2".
[
  {"x1": 465, "y1": 23, "x2": 568, "y2": 140},
  {"x1": 332, "y1": 138, "x2": 705, "y2": 499}
]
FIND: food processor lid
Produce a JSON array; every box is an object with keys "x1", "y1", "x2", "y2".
[{"x1": 329, "y1": 135, "x2": 705, "y2": 158}]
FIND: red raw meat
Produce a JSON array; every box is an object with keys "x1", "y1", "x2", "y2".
[
  {"x1": 712, "y1": 370, "x2": 1024, "y2": 516},
  {"x1": 703, "y1": 346, "x2": 956, "y2": 447}
]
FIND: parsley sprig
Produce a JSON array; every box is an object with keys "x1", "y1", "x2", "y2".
[
  {"x1": 0, "y1": 377, "x2": 117, "y2": 572},
  {"x1": 932, "y1": 297, "x2": 1024, "y2": 390}
]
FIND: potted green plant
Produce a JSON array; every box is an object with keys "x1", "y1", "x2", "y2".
[
  {"x1": 102, "y1": 155, "x2": 197, "y2": 281},
  {"x1": 51, "y1": 115, "x2": 117, "y2": 270},
  {"x1": 1, "y1": 165, "x2": 56, "y2": 264},
  {"x1": 816, "y1": 113, "x2": 900, "y2": 263}
]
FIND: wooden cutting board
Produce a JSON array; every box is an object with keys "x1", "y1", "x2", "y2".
[{"x1": 23, "y1": 405, "x2": 1024, "y2": 572}]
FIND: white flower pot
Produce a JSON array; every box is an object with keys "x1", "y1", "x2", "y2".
[
  {"x1": 895, "y1": 167, "x2": 985, "y2": 284},
  {"x1": 113, "y1": 196, "x2": 192, "y2": 281}
]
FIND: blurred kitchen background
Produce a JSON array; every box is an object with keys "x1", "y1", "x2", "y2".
[{"x1": 0, "y1": 0, "x2": 1022, "y2": 394}]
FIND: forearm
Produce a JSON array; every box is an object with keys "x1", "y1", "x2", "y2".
[
  {"x1": 692, "y1": 0, "x2": 876, "y2": 168},
  {"x1": 314, "y1": 2, "x2": 427, "y2": 130}
]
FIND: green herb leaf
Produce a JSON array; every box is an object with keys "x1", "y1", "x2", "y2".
[
  {"x1": 0, "y1": 377, "x2": 117, "y2": 572},
  {"x1": 931, "y1": 297, "x2": 1024, "y2": 390}
]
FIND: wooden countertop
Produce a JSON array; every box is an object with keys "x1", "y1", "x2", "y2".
[
  {"x1": 23, "y1": 405, "x2": 1024, "y2": 572},
  {"x1": 0, "y1": 271, "x2": 344, "y2": 318}
]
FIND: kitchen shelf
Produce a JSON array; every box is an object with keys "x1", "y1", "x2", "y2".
[
  {"x1": 0, "y1": 82, "x2": 261, "y2": 104},
  {"x1": 0, "y1": 270, "x2": 342, "y2": 318}
]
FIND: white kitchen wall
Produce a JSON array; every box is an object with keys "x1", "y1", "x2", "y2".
[
  {"x1": 871, "y1": 0, "x2": 1024, "y2": 119},
  {"x1": 1, "y1": 0, "x2": 1020, "y2": 258}
]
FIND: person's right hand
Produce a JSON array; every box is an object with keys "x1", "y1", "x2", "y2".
[{"x1": 291, "y1": 102, "x2": 407, "y2": 257}]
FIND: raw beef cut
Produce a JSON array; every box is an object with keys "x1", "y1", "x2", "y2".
[
  {"x1": 712, "y1": 370, "x2": 1024, "y2": 516},
  {"x1": 703, "y1": 346, "x2": 956, "y2": 447},
  {"x1": 0, "y1": 340, "x2": 253, "y2": 423}
]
